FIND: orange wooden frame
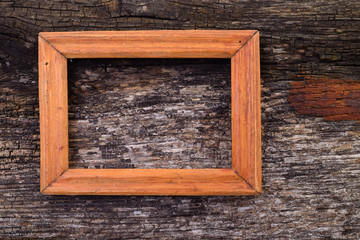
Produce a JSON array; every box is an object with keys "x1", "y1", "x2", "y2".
[{"x1": 39, "y1": 30, "x2": 261, "y2": 195}]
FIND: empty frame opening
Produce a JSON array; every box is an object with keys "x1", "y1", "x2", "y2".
[{"x1": 68, "y1": 58, "x2": 232, "y2": 169}]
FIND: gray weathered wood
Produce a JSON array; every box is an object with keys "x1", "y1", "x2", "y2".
[{"x1": 0, "y1": 0, "x2": 359, "y2": 239}]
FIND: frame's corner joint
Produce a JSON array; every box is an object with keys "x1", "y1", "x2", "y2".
[
  {"x1": 40, "y1": 185, "x2": 50, "y2": 194},
  {"x1": 254, "y1": 188, "x2": 262, "y2": 195},
  {"x1": 39, "y1": 35, "x2": 67, "y2": 58},
  {"x1": 40, "y1": 168, "x2": 68, "y2": 194}
]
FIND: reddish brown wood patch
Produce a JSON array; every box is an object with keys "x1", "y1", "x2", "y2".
[{"x1": 289, "y1": 76, "x2": 360, "y2": 121}]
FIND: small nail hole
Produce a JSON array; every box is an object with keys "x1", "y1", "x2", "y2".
[
  {"x1": 45, "y1": 62, "x2": 48, "y2": 65},
  {"x1": 239, "y1": 41, "x2": 242, "y2": 43}
]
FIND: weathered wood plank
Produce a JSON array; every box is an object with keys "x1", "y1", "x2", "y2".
[
  {"x1": 1, "y1": 0, "x2": 360, "y2": 239},
  {"x1": 67, "y1": 58, "x2": 232, "y2": 170}
]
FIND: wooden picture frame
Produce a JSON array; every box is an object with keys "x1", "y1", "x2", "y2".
[{"x1": 39, "y1": 30, "x2": 261, "y2": 195}]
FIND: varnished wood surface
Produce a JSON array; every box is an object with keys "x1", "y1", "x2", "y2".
[
  {"x1": 38, "y1": 37, "x2": 69, "y2": 192},
  {"x1": 42, "y1": 169, "x2": 255, "y2": 195},
  {"x1": 39, "y1": 30, "x2": 256, "y2": 58},
  {"x1": 39, "y1": 30, "x2": 261, "y2": 196},
  {"x1": 231, "y1": 32, "x2": 261, "y2": 193}
]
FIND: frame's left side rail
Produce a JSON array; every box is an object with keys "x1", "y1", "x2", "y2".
[{"x1": 39, "y1": 37, "x2": 69, "y2": 192}]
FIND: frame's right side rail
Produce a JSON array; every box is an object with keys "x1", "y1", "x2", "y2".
[{"x1": 231, "y1": 32, "x2": 261, "y2": 193}]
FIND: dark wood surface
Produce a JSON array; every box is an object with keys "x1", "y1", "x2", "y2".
[
  {"x1": 1, "y1": 0, "x2": 359, "y2": 239},
  {"x1": 68, "y1": 58, "x2": 232, "y2": 170}
]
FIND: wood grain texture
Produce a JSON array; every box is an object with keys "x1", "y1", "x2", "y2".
[
  {"x1": 1, "y1": 0, "x2": 360, "y2": 238},
  {"x1": 38, "y1": 37, "x2": 68, "y2": 192},
  {"x1": 67, "y1": 58, "x2": 232, "y2": 170},
  {"x1": 289, "y1": 76, "x2": 360, "y2": 121},
  {"x1": 42, "y1": 169, "x2": 255, "y2": 195},
  {"x1": 39, "y1": 30, "x2": 261, "y2": 196},
  {"x1": 39, "y1": 30, "x2": 256, "y2": 58},
  {"x1": 231, "y1": 32, "x2": 261, "y2": 193}
]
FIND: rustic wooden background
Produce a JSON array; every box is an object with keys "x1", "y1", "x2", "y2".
[{"x1": 1, "y1": 0, "x2": 359, "y2": 239}]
